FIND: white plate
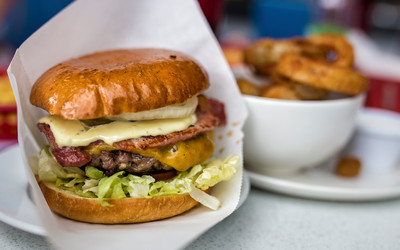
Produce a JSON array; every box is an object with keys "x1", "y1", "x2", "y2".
[
  {"x1": 0, "y1": 145, "x2": 250, "y2": 236},
  {"x1": 248, "y1": 159, "x2": 400, "y2": 201},
  {"x1": 0, "y1": 145, "x2": 46, "y2": 236}
]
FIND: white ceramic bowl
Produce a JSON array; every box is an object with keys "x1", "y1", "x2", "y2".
[{"x1": 243, "y1": 94, "x2": 365, "y2": 176}]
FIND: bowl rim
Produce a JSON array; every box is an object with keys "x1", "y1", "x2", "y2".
[{"x1": 243, "y1": 92, "x2": 365, "y2": 107}]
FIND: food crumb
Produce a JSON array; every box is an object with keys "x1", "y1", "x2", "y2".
[
  {"x1": 232, "y1": 122, "x2": 240, "y2": 127},
  {"x1": 218, "y1": 135, "x2": 223, "y2": 140},
  {"x1": 335, "y1": 156, "x2": 362, "y2": 177},
  {"x1": 219, "y1": 147, "x2": 225, "y2": 154},
  {"x1": 227, "y1": 131, "x2": 233, "y2": 137},
  {"x1": 236, "y1": 140, "x2": 240, "y2": 144}
]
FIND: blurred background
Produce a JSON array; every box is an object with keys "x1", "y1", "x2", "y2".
[
  {"x1": 1, "y1": 0, "x2": 400, "y2": 54},
  {"x1": 214, "y1": 0, "x2": 400, "y2": 54},
  {"x1": 0, "y1": 0, "x2": 399, "y2": 142}
]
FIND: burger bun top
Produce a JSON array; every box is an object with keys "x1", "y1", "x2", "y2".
[{"x1": 30, "y1": 48, "x2": 209, "y2": 120}]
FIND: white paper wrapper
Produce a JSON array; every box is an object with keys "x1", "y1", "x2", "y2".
[{"x1": 7, "y1": 0, "x2": 247, "y2": 249}]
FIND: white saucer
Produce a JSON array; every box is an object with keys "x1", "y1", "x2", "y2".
[
  {"x1": 247, "y1": 159, "x2": 400, "y2": 201},
  {"x1": 0, "y1": 145, "x2": 250, "y2": 236},
  {"x1": 0, "y1": 145, "x2": 46, "y2": 236}
]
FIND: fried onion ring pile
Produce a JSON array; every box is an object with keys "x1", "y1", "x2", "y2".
[
  {"x1": 241, "y1": 34, "x2": 367, "y2": 100},
  {"x1": 275, "y1": 53, "x2": 367, "y2": 95}
]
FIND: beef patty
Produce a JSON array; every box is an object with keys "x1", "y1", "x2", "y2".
[{"x1": 90, "y1": 150, "x2": 173, "y2": 176}]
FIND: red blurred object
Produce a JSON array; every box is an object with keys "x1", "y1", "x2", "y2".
[
  {"x1": 365, "y1": 76, "x2": 400, "y2": 113},
  {"x1": 0, "y1": 105, "x2": 17, "y2": 140},
  {"x1": 198, "y1": 0, "x2": 224, "y2": 32},
  {"x1": 0, "y1": 71, "x2": 17, "y2": 140}
]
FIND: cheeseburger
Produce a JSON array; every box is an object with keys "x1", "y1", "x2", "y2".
[{"x1": 30, "y1": 48, "x2": 238, "y2": 224}]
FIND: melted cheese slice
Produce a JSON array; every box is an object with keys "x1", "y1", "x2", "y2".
[
  {"x1": 138, "y1": 133, "x2": 214, "y2": 171},
  {"x1": 85, "y1": 133, "x2": 215, "y2": 172},
  {"x1": 39, "y1": 114, "x2": 197, "y2": 147}
]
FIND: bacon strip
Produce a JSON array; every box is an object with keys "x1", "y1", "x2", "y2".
[{"x1": 38, "y1": 97, "x2": 225, "y2": 167}]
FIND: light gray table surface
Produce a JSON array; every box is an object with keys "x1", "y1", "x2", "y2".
[{"x1": 1, "y1": 187, "x2": 400, "y2": 250}]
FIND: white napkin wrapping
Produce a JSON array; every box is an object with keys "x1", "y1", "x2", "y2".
[{"x1": 7, "y1": 0, "x2": 247, "y2": 249}]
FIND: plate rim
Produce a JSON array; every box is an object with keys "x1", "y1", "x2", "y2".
[
  {"x1": 0, "y1": 209, "x2": 47, "y2": 236},
  {"x1": 247, "y1": 170, "x2": 400, "y2": 201}
]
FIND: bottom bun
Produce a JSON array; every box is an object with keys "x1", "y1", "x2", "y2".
[{"x1": 38, "y1": 181, "x2": 201, "y2": 224}]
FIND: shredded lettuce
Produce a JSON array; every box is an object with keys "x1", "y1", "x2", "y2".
[
  {"x1": 194, "y1": 156, "x2": 239, "y2": 190},
  {"x1": 82, "y1": 179, "x2": 99, "y2": 194},
  {"x1": 127, "y1": 183, "x2": 150, "y2": 198},
  {"x1": 86, "y1": 166, "x2": 105, "y2": 179},
  {"x1": 111, "y1": 182, "x2": 126, "y2": 199},
  {"x1": 37, "y1": 148, "x2": 239, "y2": 208},
  {"x1": 98, "y1": 171, "x2": 125, "y2": 206},
  {"x1": 38, "y1": 149, "x2": 84, "y2": 182}
]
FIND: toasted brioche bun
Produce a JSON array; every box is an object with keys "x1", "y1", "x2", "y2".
[
  {"x1": 38, "y1": 180, "x2": 202, "y2": 224},
  {"x1": 30, "y1": 48, "x2": 209, "y2": 120}
]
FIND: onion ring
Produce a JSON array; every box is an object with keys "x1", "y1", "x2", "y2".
[
  {"x1": 244, "y1": 34, "x2": 355, "y2": 76},
  {"x1": 275, "y1": 53, "x2": 367, "y2": 95},
  {"x1": 294, "y1": 84, "x2": 329, "y2": 100},
  {"x1": 270, "y1": 71, "x2": 328, "y2": 100},
  {"x1": 244, "y1": 39, "x2": 301, "y2": 75},
  {"x1": 236, "y1": 78, "x2": 262, "y2": 96},
  {"x1": 261, "y1": 84, "x2": 299, "y2": 100},
  {"x1": 306, "y1": 34, "x2": 354, "y2": 68}
]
